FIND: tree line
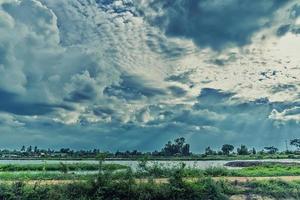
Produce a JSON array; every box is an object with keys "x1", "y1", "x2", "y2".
[
  {"x1": 1, "y1": 137, "x2": 300, "y2": 158},
  {"x1": 205, "y1": 139, "x2": 300, "y2": 156}
]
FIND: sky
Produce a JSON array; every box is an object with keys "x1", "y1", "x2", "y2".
[{"x1": 0, "y1": 0, "x2": 300, "y2": 152}]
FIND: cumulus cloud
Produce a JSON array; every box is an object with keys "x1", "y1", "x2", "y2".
[
  {"x1": 0, "y1": 0, "x2": 122, "y2": 118},
  {"x1": 269, "y1": 107, "x2": 300, "y2": 123},
  {"x1": 137, "y1": 0, "x2": 289, "y2": 50}
]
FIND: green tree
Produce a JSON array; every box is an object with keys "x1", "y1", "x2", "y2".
[
  {"x1": 252, "y1": 147, "x2": 256, "y2": 155},
  {"x1": 34, "y1": 146, "x2": 38, "y2": 153},
  {"x1": 162, "y1": 137, "x2": 190, "y2": 156},
  {"x1": 221, "y1": 144, "x2": 234, "y2": 155},
  {"x1": 205, "y1": 146, "x2": 214, "y2": 155},
  {"x1": 20, "y1": 146, "x2": 25, "y2": 152},
  {"x1": 264, "y1": 146, "x2": 278, "y2": 154},
  {"x1": 26, "y1": 146, "x2": 32, "y2": 153},
  {"x1": 182, "y1": 144, "x2": 190, "y2": 156},
  {"x1": 290, "y1": 139, "x2": 300, "y2": 150},
  {"x1": 237, "y1": 145, "x2": 249, "y2": 155}
]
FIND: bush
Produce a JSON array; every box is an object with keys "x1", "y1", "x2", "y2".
[{"x1": 204, "y1": 167, "x2": 231, "y2": 177}]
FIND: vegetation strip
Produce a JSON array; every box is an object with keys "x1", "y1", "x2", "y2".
[
  {"x1": 0, "y1": 163, "x2": 127, "y2": 172},
  {"x1": 3, "y1": 137, "x2": 300, "y2": 161},
  {"x1": 0, "y1": 161, "x2": 299, "y2": 199}
]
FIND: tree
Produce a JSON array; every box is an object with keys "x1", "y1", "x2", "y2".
[
  {"x1": 175, "y1": 137, "x2": 185, "y2": 147},
  {"x1": 221, "y1": 144, "x2": 234, "y2": 155},
  {"x1": 205, "y1": 147, "x2": 214, "y2": 155},
  {"x1": 252, "y1": 148, "x2": 256, "y2": 155},
  {"x1": 181, "y1": 144, "x2": 190, "y2": 156},
  {"x1": 290, "y1": 139, "x2": 300, "y2": 150},
  {"x1": 237, "y1": 145, "x2": 249, "y2": 155},
  {"x1": 60, "y1": 148, "x2": 70, "y2": 154},
  {"x1": 27, "y1": 146, "x2": 32, "y2": 153},
  {"x1": 264, "y1": 146, "x2": 278, "y2": 154},
  {"x1": 161, "y1": 137, "x2": 190, "y2": 156},
  {"x1": 21, "y1": 146, "x2": 26, "y2": 152},
  {"x1": 34, "y1": 146, "x2": 38, "y2": 153}
]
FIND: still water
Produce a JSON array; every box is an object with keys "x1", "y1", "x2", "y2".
[{"x1": 0, "y1": 159, "x2": 299, "y2": 170}]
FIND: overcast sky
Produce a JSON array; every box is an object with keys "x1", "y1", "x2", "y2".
[{"x1": 0, "y1": 0, "x2": 300, "y2": 152}]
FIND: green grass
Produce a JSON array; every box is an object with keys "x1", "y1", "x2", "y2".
[
  {"x1": 0, "y1": 175, "x2": 299, "y2": 200},
  {"x1": 0, "y1": 164, "x2": 300, "y2": 199},
  {"x1": 0, "y1": 175, "x2": 233, "y2": 200},
  {"x1": 134, "y1": 163, "x2": 300, "y2": 178},
  {"x1": 183, "y1": 164, "x2": 300, "y2": 178},
  {"x1": 0, "y1": 162, "x2": 299, "y2": 181},
  {"x1": 199, "y1": 164, "x2": 300, "y2": 177},
  {"x1": 234, "y1": 164, "x2": 300, "y2": 177},
  {"x1": 0, "y1": 163, "x2": 127, "y2": 172},
  {"x1": 0, "y1": 172, "x2": 93, "y2": 181},
  {"x1": 243, "y1": 179, "x2": 300, "y2": 199}
]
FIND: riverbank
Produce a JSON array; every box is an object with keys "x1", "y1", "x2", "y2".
[
  {"x1": 0, "y1": 162, "x2": 300, "y2": 180},
  {"x1": 1, "y1": 153, "x2": 300, "y2": 161}
]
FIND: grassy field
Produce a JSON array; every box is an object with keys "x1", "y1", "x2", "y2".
[
  {"x1": 0, "y1": 162, "x2": 299, "y2": 179},
  {"x1": 0, "y1": 163, "x2": 127, "y2": 172},
  {"x1": 0, "y1": 169, "x2": 299, "y2": 199},
  {"x1": 0, "y1": 172, "x2": 93, "y2": 181},
  {"x1": 134, "y1": 163, "x2": 300, "y2": 178},
  {"x1": 0, "y1": 162, "x2": 299, "y2": 199},
  {"x1": 200, "y1": 164, "x2": 300, "y2": 177}
]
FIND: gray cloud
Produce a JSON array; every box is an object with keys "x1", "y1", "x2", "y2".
[
  {"x1": 104, "y1": 75, "x2": 166, "y2": 101},
  {"x1": 0, "y1": 0, "x2": 300, "y2": 151},
  {"x1": 137, "y1": 0, "x2": 289, "y2": 50},
  {"x1": 276, "y1": 24, "x2": 291, "y2": 36},
  {"x1": 168, "y1": 86, "x2": 187, "y2": 97}
]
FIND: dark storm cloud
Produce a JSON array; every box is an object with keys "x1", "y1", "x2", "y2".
[
  {"x1": 276, "y1": 24, "x2": 291, "y2": 36},
  {"x1": 197, "y1": 88, "x2": 235, "y2": 105},
  {"x1": 103, "y1": 75, "x2": 166, "y2": 100},
  {"x1": 276, "y1": 3, "x2": 300, "y2": 36},
  {"x1": 0, "y1": 90, "x2": 70, "y2": 116},
  {"x1": 93, "y1": 106, "x2": 115, "y2": 116},
  {"x1": 165, "y1": 70, "x2": 195, "y2": 88},
  {"x1": 276, "y1": 25, "x2": 300, "y2": 36},
  {"x1": 168, "y1": 86, "x2": 187, "y2": 97},
  {"x1": 139, "y1": 0, "x2": 288, "y2": 50},
  {"x1": 66, "y1": 87, "x2": 97, "y2": 102},
  {"x1": 65, "y1": 81, "x2": 98, "y2": 102}
]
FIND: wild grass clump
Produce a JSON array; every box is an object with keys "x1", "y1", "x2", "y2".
[
  {"x1": 204, "y1": 167, "x2": 232, "y2": 177},
  {"x1": 244, "y1": 179, "x2": 300, "y2": 199}
]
